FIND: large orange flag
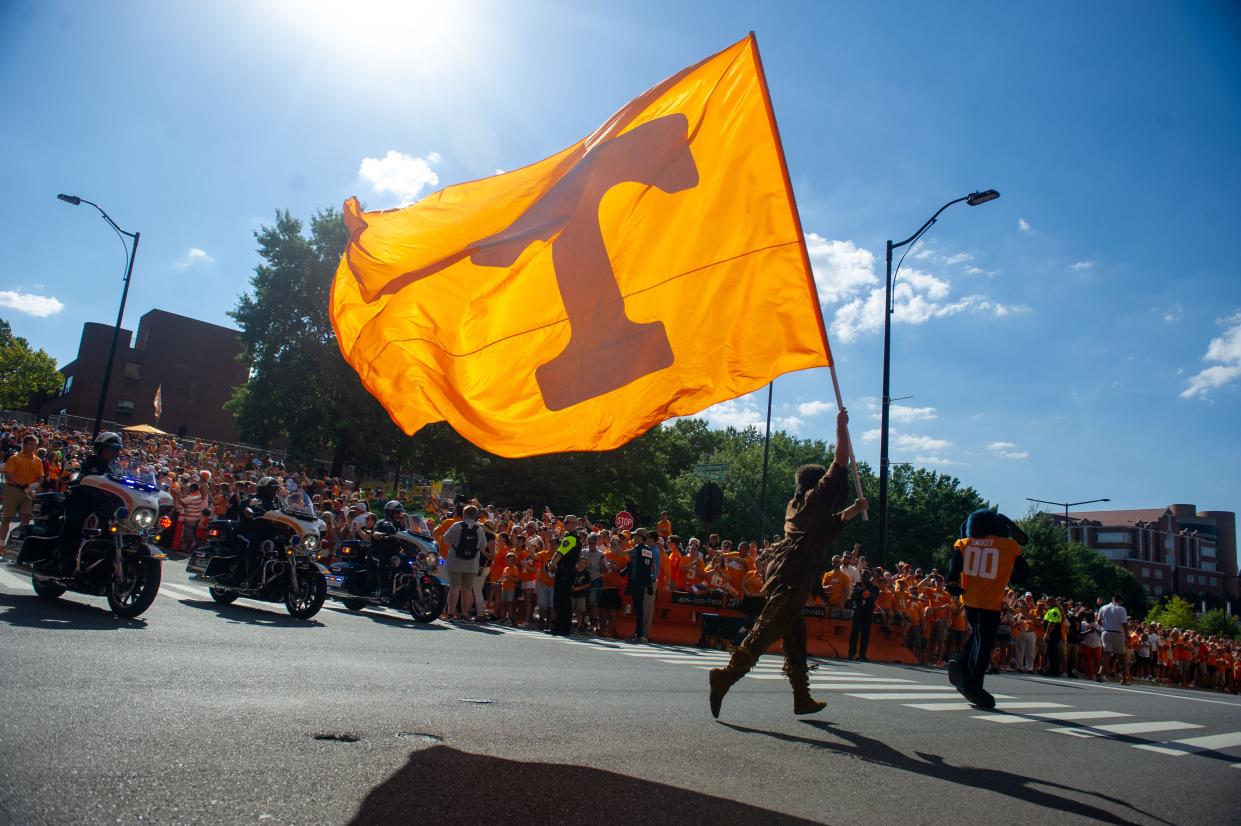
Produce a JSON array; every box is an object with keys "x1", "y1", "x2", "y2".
[{"x1": 331, "y1": 34, "x2": 831, "y2": 457}]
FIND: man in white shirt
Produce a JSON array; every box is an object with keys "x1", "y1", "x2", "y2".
[{"x1": 1097, "y1": 594, "x2": 1130, "y2": 685}]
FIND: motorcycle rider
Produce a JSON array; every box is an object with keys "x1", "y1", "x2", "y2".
[
  {"x1": 52, "y1": 432, "x2": 122, "y2": 576},
  {"x1": 383, "y1": 500, "x2": 409, "y2": 532},
  {"x1": 369, "y1": 518, "x2": 403, "y2": 596},
  {"x1": 237, "y1": 476, "x2": 283, "y2": 586}
]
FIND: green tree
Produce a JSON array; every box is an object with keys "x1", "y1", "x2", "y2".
[
  {"x1": 1147, "y1": 595, "x2": 1199, "y2": 631},
  {"x1": 0, "y1": 318, "x2": 61, "y2": 410},
  {"x1": 228, "y1": 209, "x2": 406, "y2": 474},
  {"x1": 1197, "y1": 608, "x2": 1241, "y2": 640}
]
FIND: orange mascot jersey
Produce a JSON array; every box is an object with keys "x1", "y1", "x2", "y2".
[{"x1": 952, "y1": 536, "x2": 1022, "y2": 611}]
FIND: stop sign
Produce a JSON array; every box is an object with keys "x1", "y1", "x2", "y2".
[{"x1": 614, "y1": 510, "x2": 634, "y2": 531}]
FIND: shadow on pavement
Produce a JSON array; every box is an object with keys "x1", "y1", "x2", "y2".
[
  {"x1": 443, "y1": 620, "x2": 502, "y2": 635},
  {"x1": 349, "y1": 745, "x2": 817, "y2": 825},
  {"x1": 719, "y1": 720, "x2": 1170, "y2": 826},
  {"x1": 0, "y1": 592, "x2": 148, "y2": 631},
  {"x1": 177, "y1": 597, "x2": 325, "y2": 628},
  {"x1": 324, "y1": 604, "x2": 447, "y2": 630}
]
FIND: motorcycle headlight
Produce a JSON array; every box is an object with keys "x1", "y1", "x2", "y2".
[
  {"x1": 302, "y1": 534, "x2": 320, "y2": 553},
  {"x1": 130, "y1": 507, "x2": 156, "y2": 530}
]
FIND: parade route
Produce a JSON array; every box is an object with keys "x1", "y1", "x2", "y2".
[{"x1": 1, "y1": 561, "x2": 1237, "y2": 825}]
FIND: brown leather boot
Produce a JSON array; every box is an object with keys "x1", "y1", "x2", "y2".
[
  {"x1": 785, "y1": 664, "x2": 826, "y2": 715},
  {"x1": 709, "y1": 649, "x2": 754, "y2": 718}
]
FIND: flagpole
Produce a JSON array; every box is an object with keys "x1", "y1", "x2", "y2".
[{"x1": 748, "y1": 31, "x2": 866, "y2": 519}]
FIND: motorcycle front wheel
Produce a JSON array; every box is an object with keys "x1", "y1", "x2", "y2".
[
  {"x1": 32, "y1": 576, "x2": 66, "y2": 601},
  {"x1": 209, "y1": 586, "x2": 238, "y2": 605},
  {"x1": 409, "y1": 583, "x2": 446, "y2": 624},
  {"x1": 108, "y1": 558, "x2": 162, "y2": 618},
  {"x1": 285, "y1": 570, "x2": 326, "y2": 620}
]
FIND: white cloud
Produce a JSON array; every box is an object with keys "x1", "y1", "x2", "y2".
[
  {"x1": 1071, "y1": 261, "x2": 1094, "y2": 271},
  {"x1": 358, "y1": 149, "x2": 442, "y2": 206},
  {"x1": 987, "y1": 441, "x2": 1028, "y2": 460},
  {"x1": 895, "y1": 433, "x2": 951, "y2": 452},
  {"x1": 943, "y1": 252, "x2": 972, "y2": 265},
  {"x1": 796, "y1": 400, "x2": 835, "y2": 417},
  {"x1": 776, "y1": 415, "x2": 804, "y2": 433},
  {"x1": 805, "y1": 234, "x2": 879, "y2": 306},
  {"x1": 1018, "y1": 218, "x2": 1031, "y2": 233},
  {"x1": 914, "y1": 455, "x2": 958, "y2": 467},
  {"x1": 808, "y1": 234, "x2": 1027, "y2": 344},
  {"x1": 1181, "y1": 310, "x2": 1241, "y2": 399},
  {"x1": 891, "y1": 405, "x2": 937, "y2": 423},
  {"x1": 696, "y1": 397, "x2": 765, "y2": 430},
  {"x1": 175, "y1": 247, "x2": 214, "y2": 269},
  {"x1": 862, "y1": 428, "x2": 882, "y2": 442},
  {"x1": 1162, "y1": 304, "x2": 1184, "y2": 323},
  {"x1": 0, "y1": 290, "x2": 64, "y2": 317}
]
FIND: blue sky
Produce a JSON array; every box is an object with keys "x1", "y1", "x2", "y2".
[{"x1": 2, "y1": 1, "x2": 1239, "y2": 519}]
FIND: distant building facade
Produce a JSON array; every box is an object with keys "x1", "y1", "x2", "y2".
[
  {"x1": 39, "y1": 309, "x2": 249, "y2": 443},
  {"x1": 1054, "y1": 506, "x2": 1238, "y2": 601}
]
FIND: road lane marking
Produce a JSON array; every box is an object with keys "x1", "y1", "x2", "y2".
[
  {"x1": 973, "y1": 710, "x2": 1131, "y2": 723},
  {"x1": 1012, "y1": 675, "x2": 1241, "y2": 708},
  {"x1": 848, "y1": 691, "x2": 1010, "y2": 700},
  {"x1": 1133, "y1": 732, "x2": 1241, "y2": 756},
  {"x1": 905, "y1": 701, "x2": 1071, "y2": 712},
  {"x1": 160, "y1": 582, "x2": 212, "y2": 599},
  {"x1": 1079, "y1": 721, "x2": 1204, "y2": 736}
]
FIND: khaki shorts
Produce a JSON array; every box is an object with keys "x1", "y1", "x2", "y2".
[
  {"x1": 2, "y1": 485, "x2": 32, "y2": 521},
  {"x1": 1102, "y1": 631, "x2": 1126, "y2": 656},
  {"x1": 449, "y1": 571, "x2": 476, "y2": 589}
]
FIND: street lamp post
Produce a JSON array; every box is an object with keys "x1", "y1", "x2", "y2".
[
  {"x1": 878, "y1": 190, "x2": 999, "y2": 566},
  {"x1": 57, "y1": 194, "x2": 140, "y2": 439},
  {"x1": 1026, "y1": 497, "x2": 1111, "y2": 546}
]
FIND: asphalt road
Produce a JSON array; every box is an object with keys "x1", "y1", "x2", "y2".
[{"x1": 0, "y1": 559, "x2": 1238, "y2": 826}]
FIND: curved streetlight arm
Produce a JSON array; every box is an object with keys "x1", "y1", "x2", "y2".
[
  {"x1": 77, "y1": 198, "x2": 137, "y2": 240},
  {"x1": 891, "y1": 195, "x2": 971, "y2": 250}
]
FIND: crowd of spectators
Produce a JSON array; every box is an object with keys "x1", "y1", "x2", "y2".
[{"x1": 3, "y1": 417, "x2": 1239, "y2": 694}]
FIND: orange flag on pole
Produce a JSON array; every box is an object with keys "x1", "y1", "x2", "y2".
[{"x1": 331, "y1": 34, "x2": 832, "y2": 457}]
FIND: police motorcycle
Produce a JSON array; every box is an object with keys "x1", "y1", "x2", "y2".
[
  {"x1": 3, "y1": 438, "x2": 165, "y2": 619},
  {"x1": 326, "y1": 501, "x2": 447, "y2": 623},
  {"x1": 186, "y1": 479, "x2": 328, "y2": 620}
]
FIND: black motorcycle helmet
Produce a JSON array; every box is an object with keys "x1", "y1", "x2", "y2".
[
  {"x1": 256, "y1": 476, "x2": 280, "y2": 504},
  {"x1": 373, "y1": 519, "x2": 397, "y2": 538},
  {"x1": 383, "y1": 500, "x2": 405, "y2": 522}
]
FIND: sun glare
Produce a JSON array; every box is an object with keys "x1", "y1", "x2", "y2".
[{"x1": 276, "y1": 0, "x2": 475, "y2": 74}]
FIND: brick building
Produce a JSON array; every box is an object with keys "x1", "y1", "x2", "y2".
[
  {"x1": 1054, "y1": 505, "x2": 1238, "y2": 602},
  {"x1": 40, "y1": 309, "x2": 249, "y2": 443}
]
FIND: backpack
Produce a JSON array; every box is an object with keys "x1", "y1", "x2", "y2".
[{"x1": 454, "y1": 524, "x2": 480, "y2": 561}]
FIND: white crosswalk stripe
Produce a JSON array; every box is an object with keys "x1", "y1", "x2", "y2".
[
  {"x1": 905, "y1": 701, "x2": 1071, "y2": 712},
  {"x1": 1132, "y1": 732, "x2": 1241, "y2": 756},
  {"x1": 849, "y1": 691, "x2": 1011, "y2": 700},
  {"x1": 973, "y1": 710, "x2": 1131, "y2": 724},
  {"x1": 1052, "y1": 721, "x2": 1203, "y2": 738}
]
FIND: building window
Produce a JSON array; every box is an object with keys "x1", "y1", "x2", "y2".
[
  {"x1": 1095, "y1": 531, "x2": 1132, "y2": 544},
  {"x1": 1141, "y1": 567, "x2": 1151, "y2": 578},
  {"x1": 1201, "y1": 561, "x2": 1216, "y2": 572},
  {"x1": 1154, "y1": 569, "x2": 1163, "y2": 579},
  {"x1": 1096, "y1": 547, "x2": 1128, "y2": 561},
  {"x1": 1210, "y1": 577, "x2": 1218, "y2": 587},
  {"x1": 1155, "y1": 586, "x2": 1163, "y2": 596},
  {"x1": 123, "y1": 362, "x2": 142, "y2": 380},
  {"x1": 116, "y1": 400, "x2": 135, "y2": 417},
  {"x1": 62, "y1": 374, "x2": 73, "y2": 396}
]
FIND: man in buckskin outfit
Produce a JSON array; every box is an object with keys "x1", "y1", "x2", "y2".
[{"x1": 709, "y1": 408, "x2": 868, "y2": 717}]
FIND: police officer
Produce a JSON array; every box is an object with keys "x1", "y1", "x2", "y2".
[
  {"x1": 627, "y1": 528, "x2": 659, "y2": 643},
  {"x1": 550, "y1": 517, "x2": 583, "y2": 636},
  {"x1": 237, "y1": 477, "x2": 282, "y2": 585},
  {"x1": 54, "y1": 432, "x2": 122, "y2": 575}
]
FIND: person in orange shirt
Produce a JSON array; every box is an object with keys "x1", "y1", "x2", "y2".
[
  {"x1": 1, "y1": 434, "x2": 44, "y2": 542},
  {"x1": 599, "y1": 537, "x2": 628, "y2": 638},
  {"x1": 519, "y1": 536, "x2": 540, "y2": 627},
  {"x1": 944, "y1": 509, "x2": 1030, "y2": 709},
  {"x1": 821, "y1": 556, "x2": 850, "y2": 608},
  {"x1": 656, "y1": 512, "x2": 672, "y2": 540},
  {"x1": 534, "y1": 540, "x2": 556, "y2": 631},
  {"x1": 666, "y1": 537, "x2": 684, "y2": 591},
  {"x1": 904, "y1": 592, "x2": 926, "y2": 658},
  {"x1": 498, "y1": 552, "x2": 521, "y2": 625}
]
